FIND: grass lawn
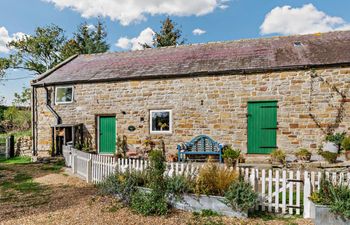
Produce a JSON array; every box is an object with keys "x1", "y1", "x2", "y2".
[{"x1": 0, "y1": 130, "x2": 32, "y2": 142}]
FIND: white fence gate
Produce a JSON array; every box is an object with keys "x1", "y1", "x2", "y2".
[{"x1": 62, "y1": 146, "x2": 350, "y2": 218}]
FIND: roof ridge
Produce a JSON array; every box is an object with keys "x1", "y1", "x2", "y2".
[{"x1": 82, "y1": 30, "x2": 350, "y2": 57}]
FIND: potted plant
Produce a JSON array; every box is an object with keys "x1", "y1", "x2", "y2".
[
  {"x1": 324, "y1": 132, "x2": 346, "y2": 153},
  {"x1": 295, "y1": 148, "x2": 312, "y2": 162},
  {"x1": 309, "y1": 176, "x2": 350, "y2": 225},
  {"x1": 222, "y1": 146, "x2": 241, "y2": 167},
  {"x1": 318, "y1": 150, "x2": 338, "y2": 164},
  {"x1": 270, "y1": 149, "x2": 286, "y2": 165},
  {"x1": 341, "y1": 136, "x2": 350, "y2": 161}
]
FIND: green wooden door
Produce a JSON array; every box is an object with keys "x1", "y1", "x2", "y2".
[
  {"x1": 247, "y1": 101, "x2": 277, "y2": 154},
  {"x1": 99, "y1": 116, "x2": 116, "y2": 154}
]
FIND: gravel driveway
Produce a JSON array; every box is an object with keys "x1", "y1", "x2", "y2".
[{"x1": 0, "y1": 162, "x2": 314, "y2": 225}]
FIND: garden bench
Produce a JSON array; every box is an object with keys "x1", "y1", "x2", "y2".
[{"x1": 177, "y1": 135, "x2": 223, "y2": 163}]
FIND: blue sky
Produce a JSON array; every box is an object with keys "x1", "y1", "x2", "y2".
[{"x1": 1, "y1": 0, "x2": 350, "y2": 104}]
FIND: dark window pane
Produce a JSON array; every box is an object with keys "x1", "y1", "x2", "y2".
[{"x1": 152, "y1": 111, "x2": 170, "y2": 131}]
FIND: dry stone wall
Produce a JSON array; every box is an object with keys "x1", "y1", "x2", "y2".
[
  {"x1": 16, "y1": 136, "x2": 32, "y2": 156},
  {"x1": 34, "y1": 67, "x2": 350, "y2": 157}
]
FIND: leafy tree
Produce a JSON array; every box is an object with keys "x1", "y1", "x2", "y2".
[
  {"x1": 0, "y1": 22, "x2": 109, "y2": 78},
  {"x1": 145, "y1": 17, "x2": 184, "y2": 48},
  {"x1": 61, "y1": 21, "x2": 109, "y2": 58},
  {"x1": 0, "y1": 25, "x2": 67, "y2": 76},
  {"x1": 13, "y1": 87, "x2": 31, "y2": 107}
]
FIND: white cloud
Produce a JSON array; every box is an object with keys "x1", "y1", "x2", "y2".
[
  {"x1": 0, "y1": 26, "x2": 26, "y2": 53},
  {"x1": 192, "y1": 28, "x2": 206, "y2": 35},
  {"x1": 116, "y1": 27, "x2": 155, "y2": 51},
  {"x1": 260, "y1": 4, "x2": 350, "y2": 35},
  {"x1": 45, "y1": 0, "x2": 229, "y2": 26}
]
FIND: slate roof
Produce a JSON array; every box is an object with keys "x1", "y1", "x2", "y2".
[{"x1": 33, "y1": 30, "x2": 350, "y2": 86}]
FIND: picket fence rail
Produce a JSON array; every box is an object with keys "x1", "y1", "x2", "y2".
[{"x1": 62, "y1": 146, "x2": 350, "y2": 218}]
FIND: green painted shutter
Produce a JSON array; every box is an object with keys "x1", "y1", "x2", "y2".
[
  {"x1": 99, "y1": 116, "x2": 116, "y2": 154},
  {"x1": 247, "y1": 101, "x2": 277, "y2": 154}
]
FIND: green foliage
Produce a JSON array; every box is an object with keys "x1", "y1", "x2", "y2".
[
  {"x1": 13, "y1": 87, "x2": 31, "y2": 107},
  {"x1": 61, "y1": 21, "x2": 109, "y2": 58},
  {"x1": 195, "y1": 162, "x2": 237, "y2": 196},
  {"x1": 295, "y1": 148, "x2": 312, "y2": 161},
  {"x1": 2, "y1": 106, "x2": 31, "y2": 131},
  {"x1": 131, "y1": 149, "x2": 169, "y2": 215},
  {"x1": 98, "y1": 169, "x2": 141, "y2": 205},
  {"x1": 131, "y1": 190, "x2": 169, "y2": 216},
  {"x1": 341, "y1": 136, "x2": 350, "y2": 151},
  {"x1": 329, "y1": 184, "x2": 350, "y2": 219},
  {"x1": 166, "y1": 175, "x2": 191, "y2": 201},
  {"x1": 0, "y1": 156, "x2": 31, "y2": 164},
  {"x1": 325, "y1": 132, "x2": 346, "y2": 150},
  {"x1": 222, "y1": 146, "x2": 241, "y2": 160},
  {"x1": 0, "y1": 22, "x2": 109, "y2": 78},
  {"x1": 310, "y1": 175, "x2": 350, "y2": 219},
  {"x1": 145, "y1": 17, "x2": 184, "y2": 48},
  {"x1": 319, "y1": 150, "x2": 338, "y2": 163},
  {"x1": 270, "y1": 149, "x2": 286, "y2": 164},
  {"x1": 1, "y1": 25, "x2": 67, "y2": 75},
  {"x1": 194, "y1": 209, "x2": 221, "y2": 217},
  {"x1": 224, "y1": 179, "x2": 258, "y2": 212}
]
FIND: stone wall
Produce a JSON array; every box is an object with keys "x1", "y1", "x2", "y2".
[
  {"x1": 34, "y1": 67, "x2": 350, "y2": 156},
  {"x1": 15, "y1": 136, "x2": 32, "y2": 156}
]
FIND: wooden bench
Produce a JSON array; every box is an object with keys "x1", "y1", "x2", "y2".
[{"x1": 177, "y1": 135, "x2": 223, "y2": 163}]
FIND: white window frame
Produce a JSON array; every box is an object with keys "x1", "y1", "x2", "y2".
[
  {"x1": 55, "y1": 85, "x2": 74, "y2": 104},
  {"x1": 150, "y1": 110, "x2": 172, "y2": 134}
]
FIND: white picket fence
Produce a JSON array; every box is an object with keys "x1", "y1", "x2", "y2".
[{"x1": 62, "y1": 146, "x2": 350, "y2": 218}]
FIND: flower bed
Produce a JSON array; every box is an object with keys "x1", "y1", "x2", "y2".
[{"x1": 97, "y1": 149, "x2": 258, "y2": 218}]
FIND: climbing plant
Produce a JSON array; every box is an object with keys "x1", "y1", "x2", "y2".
[{"x1": 308, "y1": 69, "x2": 347, "y2": 135}]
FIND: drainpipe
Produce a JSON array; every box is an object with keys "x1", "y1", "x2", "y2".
[
  {"x1": 31, "y1": 86, "x2": 36, "y2": 156},
  {"x1": 44, "y1": 85, "x2": 61, "y2": 157},
  {"x1": 44, "y1": 85, "x2": 61, "y2": 125}
]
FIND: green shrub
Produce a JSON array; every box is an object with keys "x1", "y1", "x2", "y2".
[
  {"x1": 341, "y1": 136, "x2": 350, "y2": 151},
  {"x1": 310, "y1": 175, "x2": 350, "y2": 219},
  {"x1": 97, "y1": 169, "x2": 140, "y2": 205},
  {"x1": 295, "y1": 148, "x2": 312, "y2": 161},
  {"x1": 329, "y1": 184, "x2": 350, "y2": 219},
  {"x1": 224, "y1": 179, "x2": 258, "y2": 212},
  {"x1": 131, "y1": 149, "x2": 170, "y2": 215},
  {"x1": 270, "y1": 149, "x2": 286, "y2": 164},
  {"x1": 195, "y1": 162, "x2": 237, "y2": 196},
  {"x1": 222, "y1": 146, "x2": 241, "y2": 166},
  {"x1": 131, "y1": 190, "x2": 169, "y2": 216},
  {"x1": 325, "y1": 132, "x2": 346, "y2": 151},
  {"x1": 319, "y1": 151, "x2": 338, "y2": 163},
  {"x1": 166, "y1": 175, "x2": 191, "y2": 201}
]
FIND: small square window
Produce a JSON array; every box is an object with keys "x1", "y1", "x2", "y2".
[
  {"x1": 55, "y1": 86, "x2": 74, "y2": 104},
  {"x1": 150, "y1": 110, "x2": 172, "y2": 134}
]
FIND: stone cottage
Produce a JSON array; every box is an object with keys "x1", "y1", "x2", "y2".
[{"x1": 31, "y1": 31, "x2": 350, "y2": 158}]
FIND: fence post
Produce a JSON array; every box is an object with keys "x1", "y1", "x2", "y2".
[
  {"x1": 5, "y1": 135, "x2": 15, "y2": 159},
  {"x1": 303, "y1": 171, "x2": 312, "y2": 218},
  {"x1": 86, "y1": 154, "x2": 92, "y2": 183},
  {"x1": 72, "y1": 150, "x2": 77, "y2": 174}
]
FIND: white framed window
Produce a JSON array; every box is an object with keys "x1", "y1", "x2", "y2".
[
  {"x1": 150, "y1": 110, "x2": 172, "y2": 134},
  {"x1": 55, "y1": 86, "x2": 74, "y2": 104}
]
